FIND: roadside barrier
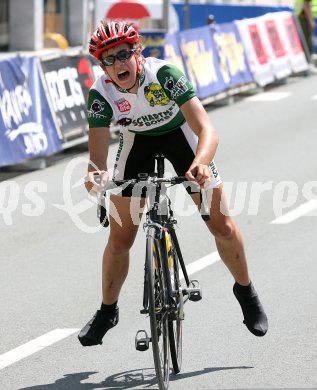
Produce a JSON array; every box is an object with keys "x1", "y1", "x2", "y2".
[{"x1": 0, "y1": 11, "x2": 308, "y2": 168}]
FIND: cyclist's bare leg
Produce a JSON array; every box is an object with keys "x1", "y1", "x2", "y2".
[
  {"x1": 78, "y1": 194, "x2": 145, "y2": 346},
  {"x1": 191, "y1": 184, "x2": 268, "y2": 336},
  {"x1": 191, "y1": 184, "x2": 249, "y2": 285},
  {"x1": 103, "y1": 195, "x2": 145, "y2": 304}
]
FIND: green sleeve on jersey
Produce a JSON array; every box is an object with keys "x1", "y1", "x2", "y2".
[
  {"x1": 157, "y1": 64, "x2": 196, "y2": 107},
  {"x1": 87, "y1": 89, "x2": 113, "y2": 128}
]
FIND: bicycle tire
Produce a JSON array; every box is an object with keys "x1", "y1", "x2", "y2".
[
  {"x1": 146, "y1": 227, "x2": 170, "y2": 390},
  {"x1": 166, "y1": 231, "x2": 183, "y2": 374}
]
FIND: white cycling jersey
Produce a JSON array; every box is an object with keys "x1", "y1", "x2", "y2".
[
  {"x1": 87, "y1": 57, "x2": 222, "y2": 194},
  {"x1": 87, "y1": 57, "x2": 196, "y2": 135}
]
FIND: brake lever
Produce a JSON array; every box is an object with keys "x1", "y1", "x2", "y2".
[
  {"x1": 94, "y1": 174, "x2": 109, "y2": 227},
  {"x1": 200, "y1": 189, "x2": 210, "y2": 221}
]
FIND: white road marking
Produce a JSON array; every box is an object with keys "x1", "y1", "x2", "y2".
[
  {"x1": 1, "y1": 252, "x2": 222, "y2": 370},
  {"x1": 270, "y1": 199, "x2": 317, "y2": 224},
  {"x1": 180, "y1": 251, "x2": 220, "y2": 280},
  {"x1": 0, "y1": 328, "x2": 79, "y2": 370},
  {"x1": 312, "y1": 95, "x2": 317, "y2": 100},
  {"x1": 245, "y1": 91, "x2": 291, "y2": 102}
]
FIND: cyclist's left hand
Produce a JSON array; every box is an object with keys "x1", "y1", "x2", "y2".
[{"x1": 186, "y1": 162, "x2": 211, "y2": 188}]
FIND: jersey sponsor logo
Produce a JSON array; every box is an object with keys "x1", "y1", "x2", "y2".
[
  {"x1": 210, "y1": 161, "x2": 219, "y2": 179},
  {"x1": 115, "y1": 98, "x2": 131, "y2": 113},
  {"x1": 117, "y1": 116, "x2": 133, "y2": 127},
  {"x1": 87, "y1": 99, "x2": 107, "y2": 118},
  {"x1": 114, "y1": 132, "x2": 124, "y2": 166},
  {"x1": 164, "y1": 76, "x2": 189, "y2": 100},
  {"x1": 116, "y1": 104, "x2": 176, "y2": 128},
  {"x1": 132, "y1": 105, "x2": 175, "y2": 127},
  {"x1": 144, "y1": 83, "x2": 170, "y2": 107}
]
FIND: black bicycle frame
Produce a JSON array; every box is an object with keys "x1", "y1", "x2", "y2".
[{"x1": 141, "y1": 154, "x2": 191, "y2": 314}]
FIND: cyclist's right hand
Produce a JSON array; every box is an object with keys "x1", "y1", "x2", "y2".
[{"x1": 84, "y1": 170, "x2": 109, "y2": 195}]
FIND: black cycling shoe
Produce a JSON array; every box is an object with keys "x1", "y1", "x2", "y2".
[
  {"x1": 78, "y1": 307, "x2": 119, "y2": 346},
  {"x1": 233, "y1": 281, "x2": 268, "y2": 337}
]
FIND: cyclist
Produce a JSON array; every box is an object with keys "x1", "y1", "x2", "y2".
[{"x1": 78, "y1": 21, "x2": 268, "y2": 346}]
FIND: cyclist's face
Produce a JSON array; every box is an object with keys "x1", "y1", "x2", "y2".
[{"x1": 101, "y1": 43, "x2": 137, "y2": 91}]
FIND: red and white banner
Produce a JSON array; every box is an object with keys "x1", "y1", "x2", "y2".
[
  {"x1": 235, "y1": 18, "x2": 275, "y2": 87},
  {"x1": 258, "y1": 13, "x2": 292, "y2": 80},
  {"x1": 236, "y1": 11, "x2": 308, "y2": 86},
  {"x1": 274, "y1": 12, "x2": 308, "y2": 73}
]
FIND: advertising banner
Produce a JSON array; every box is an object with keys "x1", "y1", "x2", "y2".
[
  {"x1": 275, "y1": 12, "x2": 308, "y2": 73},
  {"x1": 212, "y1": 23, "x2": 254, "y2": 88},
  {"x1": 178, "y1": 26, "x2": 227, "y2": 99},
  {"x1": 164, "y1": 32, "x2": 187, "y2": 76},
  {"x1": 258, "y1": 13, "x2": 292, "y2": 80},
  {"x1": 86, "y1": 55, "x2": 104, "y2": 81},
  {"x1": 40, "y1": 55, "x2": 90, "y2": 140},
  {"x1": 0, "y1": 56, "x2": 61, "y2": 167},
  {"x1": 173, "y1": 3, "x2": 292, "y2": 31},
  {"x1": 236, "y1": 18, "x2": 275, "y2": 86},
  {"x1": 141, "y1": 31, "x2": 165, "y2": 59}
]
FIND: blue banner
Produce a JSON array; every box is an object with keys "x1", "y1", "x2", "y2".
[
  {"x1": 213, "y1": 23, "x2": 254, "y2": 88},
  {"x1": 140, "y1": 31, "x2": 165, "y2": 59},
  {"x1": 172, "y1": 3, "x2": 292, "y2": 31},
  {"x1": 164, "y1": 33, "x2": 188, "y2": 78},
  {"x1": 178, "y1": 26, "x2": 227, "y2": 99},
  {"x1": 0, "y1": 56, "x2": 61, "y2": 167}
]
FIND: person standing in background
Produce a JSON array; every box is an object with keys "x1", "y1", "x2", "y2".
[
  {"x1": 311, "y1": 0, "x2": 317, "y2": 56},
  {"x1": 295, "y1": 0, "x2": 316, "y2": 61}
]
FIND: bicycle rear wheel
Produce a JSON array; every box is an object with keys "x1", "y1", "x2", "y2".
[
  {"x1": 166, "y1": 230, "x2": 183, "y2": 374},
  {"x1": 146, "y1": 227, "x2": 170, "y2": 390}
]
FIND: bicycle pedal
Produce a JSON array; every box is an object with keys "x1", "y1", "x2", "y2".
[
  {"x1": 135, "y1": 330, "x2": 151, "y2": 352},
  {"x1": 184, "y1": 280, "x2": 202, "y2": 302},
  {"x1": 188, "y1": 288, "x2": 202, "y2": 301}
]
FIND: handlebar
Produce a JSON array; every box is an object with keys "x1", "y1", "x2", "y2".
[
  {"x1": 94, "y1": 174, "x2": 210, "y2": 227},
  {"x1": 103, "y1": 175, "x2": 188, "y2": 190}
]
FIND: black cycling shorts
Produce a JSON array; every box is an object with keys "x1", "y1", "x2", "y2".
[{"x1": 112, "y1": 122, "x2": 222, "y2": 197}]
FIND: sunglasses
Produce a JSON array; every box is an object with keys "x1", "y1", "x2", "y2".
[{"x1": 101, "y1": 49, "x2": 136, "y2": 66}]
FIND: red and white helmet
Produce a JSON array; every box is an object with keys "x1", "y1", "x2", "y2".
[{"x1": 89, "y1": 21, "x2": 140, "y2": 60}]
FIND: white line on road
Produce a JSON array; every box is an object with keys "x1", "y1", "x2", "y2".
[
  {"x1": 270, "y1": 199, "x2": 317, "y2": 224},
  {"x1": 245, "y1": 91, "x2": 291, "y2": 102},
  {"x1": 0, "y1": 252, "x2": 221, "y2": 370},
  {"x1": 180, "y1": 251, "x2": 221, "y2": 280},
  {"x1": 0, "y1": 328, "x2": 79, "y2": 370}
]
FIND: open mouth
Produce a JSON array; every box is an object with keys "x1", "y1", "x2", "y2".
[{"x1": 118, "y1": 70, "x2": 130, "y2": 81}]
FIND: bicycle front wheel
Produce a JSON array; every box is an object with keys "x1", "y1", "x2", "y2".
[
  {"x1": 146, "y1": 227, "x2": 170, "y2": 390},
  {"x1": 166, "y1": 230, "x2": 183, "y2": 374}
]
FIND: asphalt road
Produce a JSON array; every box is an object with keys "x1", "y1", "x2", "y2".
[{"x1": 0, "y1": 73, "x2": 317, "y2": 390}]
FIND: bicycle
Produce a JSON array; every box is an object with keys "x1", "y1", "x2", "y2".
[{"x1": 96, "y1": 153, "x2": 209, "y2": 390}]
